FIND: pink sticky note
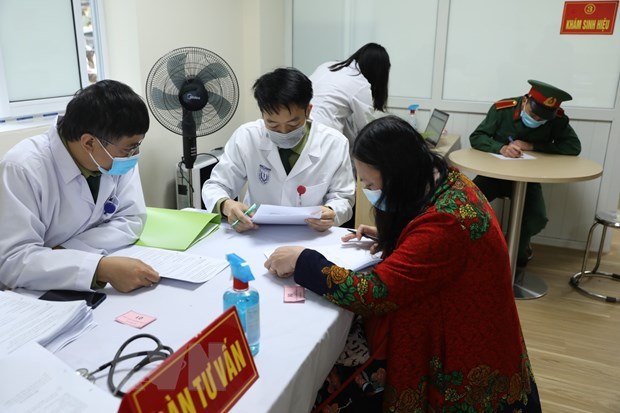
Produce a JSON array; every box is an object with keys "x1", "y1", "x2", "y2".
[
  {"x1": 284, "y1": 285, "x2": 305, "y2": 303},
  {"x1": 115, "y1": 310, "x2": 157, "y2": 329}
]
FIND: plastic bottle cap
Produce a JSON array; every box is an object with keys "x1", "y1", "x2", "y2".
[{"x1": 233, "y1": 278, "x2": 249, "y2": 290}]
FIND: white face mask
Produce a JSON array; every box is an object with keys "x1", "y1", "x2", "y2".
[{"x1": 266, "y1": 122, "x2": 306, "y2": 149}]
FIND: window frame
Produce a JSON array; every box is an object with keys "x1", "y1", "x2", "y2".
[{"x1": 0, "y1": 0, "x2": 104, "y2": 122}]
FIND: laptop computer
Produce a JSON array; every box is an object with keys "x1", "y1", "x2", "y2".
[{"x1": 423, "y1": 109, "x2": 450, "y2": 147}]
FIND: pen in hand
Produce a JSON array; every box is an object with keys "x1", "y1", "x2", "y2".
[
  {"x1": 231, "y1": 203, "x2": 258, "y2": 227},
  {"x1": 507, "y1": 136, "x2": 523, "y2": 157},
  {"x1": 347, "y1": 228, "x2": 379, "y2": 242}
]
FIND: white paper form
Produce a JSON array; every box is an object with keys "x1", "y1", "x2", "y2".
[
  {"x1": 491, "y1": 153, "x2": 537, "y2": 160},
  {"x1": 0, "y1": 291, "x2": 95, "y2": 354},
  {"x1": 112, "y1": 245, "x2": 229, "y2": 283},
  {"x1": 266, "y1": 242, "x2": 382, "y2": 272},
  {"x1": 0, "y1": 342, "x2": 118, "y2": 413},
  {"x1": 251, "y1": 204, "x2": 322, "y2": 225}
]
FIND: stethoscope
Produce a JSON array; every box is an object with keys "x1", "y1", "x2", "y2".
[
  {"x1": 103, "y1": 195, "x2": 119, "y2": 215},
  {"x1": 76, "y1": 334, "x2": 173, "y2": 397}
]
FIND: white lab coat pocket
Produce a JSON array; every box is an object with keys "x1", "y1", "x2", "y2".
[{"x1": 300, "y1": 182, "x2": 328, "y2": 206}]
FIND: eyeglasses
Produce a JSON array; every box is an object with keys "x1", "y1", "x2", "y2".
[{"x1": 98, "y1": 137, "x2": 144, "y2": 157}]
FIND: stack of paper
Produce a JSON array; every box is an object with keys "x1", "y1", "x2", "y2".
[
  {"x1": 0, "y1": 291, "x2": 96, "y2": 354},
  {"x1": 0, "y1": 342, "x2": 118, "y2": 412}
]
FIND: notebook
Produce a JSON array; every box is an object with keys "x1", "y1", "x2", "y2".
[{"x1": 423, "y1": 109, "x2": 450, "y2": 147}]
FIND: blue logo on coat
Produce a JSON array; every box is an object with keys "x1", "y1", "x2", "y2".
[{"x1": 258, "y1": 164, "x2": 271, "y2": 184}]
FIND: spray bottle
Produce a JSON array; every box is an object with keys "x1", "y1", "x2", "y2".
[
  {"x1": 407, "y1": 104, "x2": 420, "y2": 131},
  {"x1": 223, "y1": 253, "x2": 260, "y2": 356}
]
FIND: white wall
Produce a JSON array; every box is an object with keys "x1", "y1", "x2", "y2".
[
  {"x1": 102, "y1": 0, "x2": 287, "y2": 208},
  {"x1": 291, "y1": 0, "x2": 620, "y2": 252}
]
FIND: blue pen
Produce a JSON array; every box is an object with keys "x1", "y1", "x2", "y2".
[{"x1": 231, "y1": 203, "x2": 257, "y2": 227}]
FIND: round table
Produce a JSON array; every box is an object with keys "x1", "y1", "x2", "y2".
[{"x1": 449, "y1": 148, "x2": 603, "y2": 299}]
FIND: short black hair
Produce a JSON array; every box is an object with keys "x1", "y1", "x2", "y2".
[
  {"x1": 353, "y1": 115, "x2": 448, "y2": 257},
  {"x1": 329, "y1": 43, "x2": 391, "y2": 111},
  {"x1": 252, "y1": 68, "x2": 313, "y2": 115},
  {"x1": 58, "y1": 79, "x2": 149, "y2": 142}
]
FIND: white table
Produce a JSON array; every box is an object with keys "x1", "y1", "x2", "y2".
[
  {"x1": 54, "y1": 224, "x2": 354, "y2": 412},
  {"x1": 449, "y1": 148, "x2": 602, "y2": 299}
]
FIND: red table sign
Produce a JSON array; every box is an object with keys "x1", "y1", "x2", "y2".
[
  {"x1": 119, "y1": 307, "x2": 259, "y2": 413},
  {"x1": 561, "y1": 1, "x2": 618, "y2": 34}
]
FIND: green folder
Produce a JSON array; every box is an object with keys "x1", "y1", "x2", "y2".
[{"x1": 136, "y1": 207, "x2": 221, "y2": 251}]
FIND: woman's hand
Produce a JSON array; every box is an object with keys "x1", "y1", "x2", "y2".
[{"x1": 264, "y1": 246, "x2": 305, "y2": 278}]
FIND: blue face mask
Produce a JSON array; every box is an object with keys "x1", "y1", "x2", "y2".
[
  {"x1": 362, "y1": 188, "x2": 387, "y2": 211},
  {"x1": 89, "y1": 140, "x2": 139, "y2": 176},
  {"x1": 520, "y1": 109, "x2": 547, "y2": 129}
]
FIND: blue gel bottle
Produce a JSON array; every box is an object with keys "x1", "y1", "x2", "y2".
[{"x1": 223, "y1": 253, "x2": 260, "y2": 356}]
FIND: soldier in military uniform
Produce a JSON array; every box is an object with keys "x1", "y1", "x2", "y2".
[{"x1": 470, "y1": 80, "x2": 581, "y2": 268}]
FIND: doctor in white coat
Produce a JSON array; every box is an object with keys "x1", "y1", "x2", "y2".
[
  {"x1": 309, "y1": 43, "x2": 391, "y2": 149},
  {"x1": 202, "y1": 68, "x2": 355, "y2": 233},
  {"x1": 0, "y1": 80, "x2": 160, "y2": 292}
]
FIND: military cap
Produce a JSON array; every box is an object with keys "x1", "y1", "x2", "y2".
[{"x1": 527, "y1": 79, "x2": 572, "y2": 120}]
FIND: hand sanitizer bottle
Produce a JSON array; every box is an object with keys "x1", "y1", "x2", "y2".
[
  {"x1": 223, "y1": 253, "x2": 260, "y2": 356},
  {"x1": 407, "y1": 104, "x2": 420, "y2": 131}
]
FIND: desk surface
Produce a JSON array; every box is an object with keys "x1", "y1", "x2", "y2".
[
  {"x1": 54, "y1": 225, "x2": 354, "y2": 413},
  {"x1": 449, "y1": 148, "x2": 603, "y2": 183}
]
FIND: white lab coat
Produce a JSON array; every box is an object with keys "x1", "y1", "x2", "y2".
[
  {"x1": 309, "y1": 61, "x2": 374, "y2": 148},
  {"x1": 202, "y1": 120, "x2": 355, "y2": 226},
  {"x1": 0, "y1": 122, "x2": 146, "y2": 291}
]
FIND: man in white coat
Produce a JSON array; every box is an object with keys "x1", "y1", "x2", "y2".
[
  {"x1": 0, "y1": 80, "x2": 160, "y2": 292},
  {"x1": 202, "y1": 68, "x2": 355, "y2": 233}
]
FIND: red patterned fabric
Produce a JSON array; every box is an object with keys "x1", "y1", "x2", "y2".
[{"x1": 295, "y1": 169, "x2": 541, "y2": 412}]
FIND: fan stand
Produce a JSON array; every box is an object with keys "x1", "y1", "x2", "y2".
[{"x1": 182, "y1": 109, "x2": 198, "y2": 207}]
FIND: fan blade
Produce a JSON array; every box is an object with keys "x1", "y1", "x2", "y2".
[
  {"x1": 195, "y1": 62, "x2": 229, "y2": 84},
  {"x1": 167, "y1": 53, "x2": 187, "y2": 89},
  {"x1": 207, "y1": 92, "x2": 232, "y2": 119},
  {"x1": 151, "y1": 88, "x2": 181, "y2": 110}
]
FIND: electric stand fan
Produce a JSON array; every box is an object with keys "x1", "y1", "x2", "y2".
[{"x1": 145, "y1": 47, "x2": 239, "y2": 207}]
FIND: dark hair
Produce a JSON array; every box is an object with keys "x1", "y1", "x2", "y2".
[
  {"x1": 353, "y1": 115, "x2": 448, "y2": 257},
  {"x1": 329, "y1": 43, "x2": 390, "y2": 111},
  {"x1": 58, "y1": 80, "x2": 149, "y2": 143},
  {"x1": 252, "y1": 67, "x2": 313, "y2": 115}
]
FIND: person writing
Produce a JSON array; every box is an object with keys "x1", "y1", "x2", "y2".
[
  {"x1": 202, "y1": 67, "x2": 355, "y2": 233},
  {"x1": 470, "y1": 79, "x2": 581, "y2": 269},
  {"x1": 265, "y1": 116, "x2": 541, "y2": 412},
  {"x1": 309, "y1": 42, "x2": 391, "y2": 149},
  {"x1": 0, "y1": 80, "x2": 160, "y2": 293}
]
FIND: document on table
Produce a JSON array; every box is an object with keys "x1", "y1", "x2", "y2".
[
  {"x1": 266, "y1": 242, "x2": 382, "y2": 271},
  {"x1": 251, "y1": 204, "x2": 323, "y2": 225},
  {"x1": 0, "y1": 341, "x2": 118, "y2": 413},
  {"x1": 0, "y1": 291, "x2": 95, "y2": 354},
  {"x1": 491, "y1": 153, "x2": 536, "y2": 160},
  {"x1": 113, "y1": 245, "x2": 229, "y2": 283}
]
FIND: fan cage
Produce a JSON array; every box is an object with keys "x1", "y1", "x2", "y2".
[{"x1": 145, "y1": 47, "x2": 239, "y2": 137}]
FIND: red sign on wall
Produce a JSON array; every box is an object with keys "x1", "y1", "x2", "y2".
[
  {"x1": 119, "y1": 307, "x2": 259, "y2": 413},
  {"x1": 561, "y1": 1, "x2": 619, "y2": 34}
]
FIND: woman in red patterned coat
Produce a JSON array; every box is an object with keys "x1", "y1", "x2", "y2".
[{"x1": 265, "y1": 115, "x2": 541, "y2": 412}]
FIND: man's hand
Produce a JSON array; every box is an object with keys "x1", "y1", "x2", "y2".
[
  {"x1": 222, "y1": 199, "x2": 258, "y2": 233},
  {"x1": 306, "y1": 206, "x2": 336, "y2": 232},
  {"x1": 512, "y1": 139, "x2": 534, "y2": 151},
  {"x1": 95, "y1": 256, "x2": 160, "y2": 293},
  {"x1": 500, "y1": 143, "x2": 523, "y2": 158}
]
